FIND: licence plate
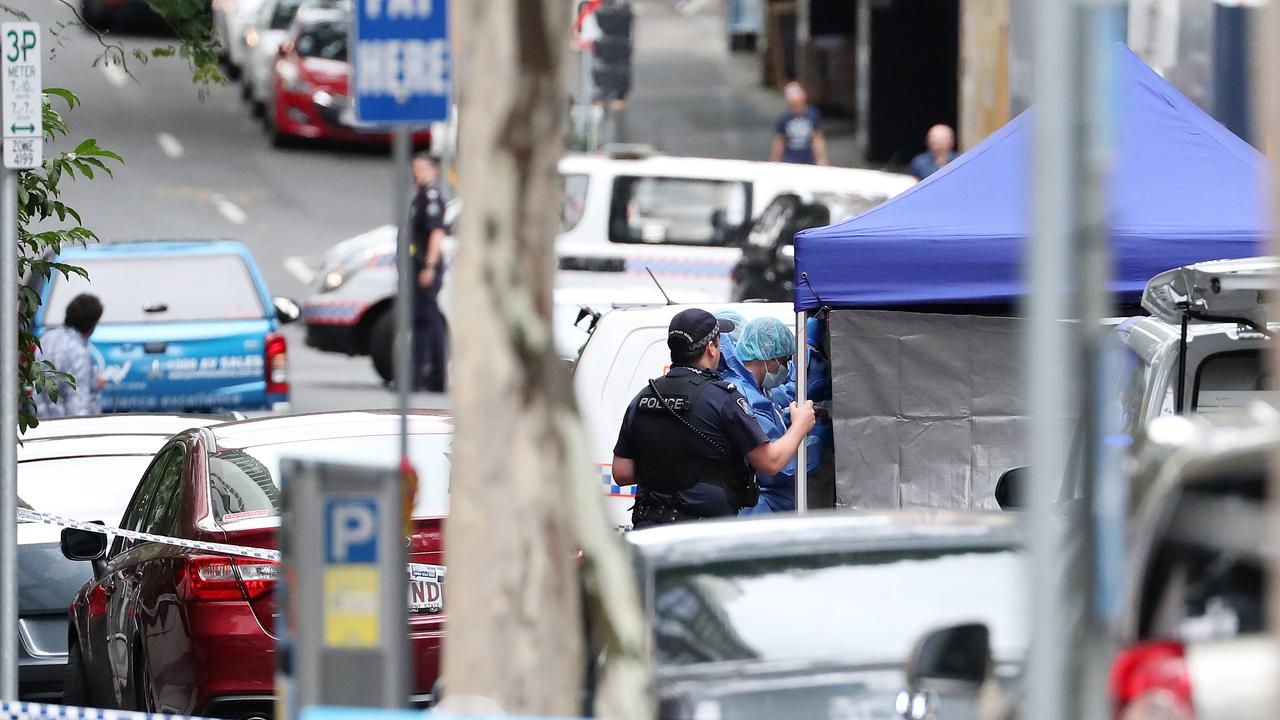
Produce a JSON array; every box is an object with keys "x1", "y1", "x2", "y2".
[{"x1": 407, "y1": 563, "x2": 445, "y2": 614}]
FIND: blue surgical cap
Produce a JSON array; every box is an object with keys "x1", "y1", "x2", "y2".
[
  {"x1": 714, "y1": 309, "x2": 746, "y2": 341},
  {"x1": 737, "y1": 316, "x2": 796, "y2": 362}
]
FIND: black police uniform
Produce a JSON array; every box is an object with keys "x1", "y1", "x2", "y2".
[
  {"x1": 614, "y1": 365, "x2": 768, "y2": 529},
  {"x1": 409, "y1": 181, "x2": 448, "y2": 391}
]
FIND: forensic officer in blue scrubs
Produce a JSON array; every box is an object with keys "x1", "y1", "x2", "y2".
[
  {"x1": 730, "y1": 316, "x2": 810, "y2": 514},
  {"x1": 611, "y1": 309, "x2": 815, "y2": 529}
]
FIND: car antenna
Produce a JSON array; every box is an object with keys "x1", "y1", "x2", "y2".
[{"x1": 645, "y1": 267, "x2": 674, "y2": 305}]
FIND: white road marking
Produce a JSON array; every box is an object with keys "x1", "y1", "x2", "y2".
[
  {"x1": 283, "y1": 256, "x2": 317, "y2": 285},
  {"x1": 211, "y1": 194, "x2": 248, "y2": 225},
  {"x1": 156, "y1": 132, "x2": 184, "y2": 159},
  {"x1": 101, "y1": 62, "x2": 128, "y2": 88}
]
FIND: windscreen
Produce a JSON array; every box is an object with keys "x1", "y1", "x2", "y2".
[
  {"x1": 44, "y1": 254, "x2": 266, "y2": 324},
  {"x1": 208, "y1": 433, "x2": 452, "y2": 522},
  {"x1": 653, "y1": 547, "x2": 1027, "y2": 668},
  {"x1": 295, "y1": 21, "x2": 347, "y2": 60},
  {"x1": 17, "y1": 455, "x2": 152, "y2": 526}
]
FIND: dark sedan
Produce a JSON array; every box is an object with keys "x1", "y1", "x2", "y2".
[
  {"x1": 627, "y1": 512, "x2": 1027, "y2": 720},
  {"x1": 17, "y1": 414, "x2": 228, "y2": 701},
  {"x1": 62, "y1": 410, "x2": 451, "y2": 718}
]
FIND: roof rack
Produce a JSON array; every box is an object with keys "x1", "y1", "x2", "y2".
[{"x1": 600, "y1": 143, "x2": 659, "y2": 160}]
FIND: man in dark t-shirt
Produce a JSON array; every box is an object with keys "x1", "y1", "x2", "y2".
[{"x1": 771, "y1": 82, "x2": 828, "y2": 165}]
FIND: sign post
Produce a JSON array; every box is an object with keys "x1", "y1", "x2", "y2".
[
  {"x1": 0, "y1": 20, "x2": 38, "y2": 701},
  {"x1": 348, "y1": 0, "x2": 451, "y2": 551}
]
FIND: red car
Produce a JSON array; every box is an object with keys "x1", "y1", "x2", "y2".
[
  {"x1": 60, "y1": 411, "x2": 451, "y2": 718},
  {"x1": 267, "y1": 7, "x2": 431, "y2": 146}
]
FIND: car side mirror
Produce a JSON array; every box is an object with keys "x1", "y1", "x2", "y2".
[
  {"x1": 274, "y1": 297, "x2": 301, "y2": 325},
  {"x1": 995, "y1": 466, "x2": 1029, "y2": 510},
  {"x1": 906, "y1": 622, "x2": 991, "y2": 690},
  {"x1": 61, "y1": 526, "x2": 107, "y2": 562}
]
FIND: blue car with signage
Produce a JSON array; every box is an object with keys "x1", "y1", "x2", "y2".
[{"x1": 33, "y1": 240, "x2": 298, "y2": 413}]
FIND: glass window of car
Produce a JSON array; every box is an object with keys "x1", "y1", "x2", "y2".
[
  {"x1": 44, "y1": 253, "x2": 266, "y2": 325},
  {"x1": 1140, "y1": 473, "x2": 1266, "y2": 641},
  {"x1": 208, "y1": 433, "x2": 453, "y2": 523},
  {"x1": 562, "y1": 174, "x2": 589, "y2": 233},
  {"x1": 608, "y1": 176, "x2": 751, "y2": 246},
  {"x1": 1192, "y1": 350, "x2": 1270, "y2": 415},
  {"x1": 295, "y1": 21, "x2": 347, "y2": 60},
  {"x1": 651, "y1": 547, "x2": 1027, "y2": 668},
  {"x1": 110, "y1": 446, "x2": 181, "y2": 557},
  {"x1": 269, "y1": 0, "x2": 306, "y2": 29},
  {"x1": 140, "y1": 449, "x2": 186, "y2": 536}
]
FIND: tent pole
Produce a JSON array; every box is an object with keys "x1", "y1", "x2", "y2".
[{"x1": 795, "y1": 310, "x2": 808, "y2": 514}]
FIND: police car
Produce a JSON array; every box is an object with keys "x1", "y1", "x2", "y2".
[
  {"x1": 34, "y1": 240, "x2": 297, "y2": 413},
  {"x1": 572, "y1": 302, "x2": 794, "y2": 529},
  {"x1": 301, "y1": 152, "x2": 911, "y2": 380}
]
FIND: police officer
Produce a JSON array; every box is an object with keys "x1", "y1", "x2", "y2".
[
  {"x1": 611, "y1": 308, "x2": 816, "y2": 529},
  {"x1": 409, "y1": 153, "x2": 448, "y2": 392}
]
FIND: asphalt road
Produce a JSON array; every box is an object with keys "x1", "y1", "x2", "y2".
[{"x1": 7, "y1": 0, "x2": 775, "y2": 414}]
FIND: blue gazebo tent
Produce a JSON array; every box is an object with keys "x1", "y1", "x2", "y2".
[{"x1": 792, "y1": 45, "x2": 1267, "y2": 311}]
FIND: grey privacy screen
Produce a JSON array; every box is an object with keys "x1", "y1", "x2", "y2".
[{"x1": 828, "y1": 310, "x2": 1028, "y2": 509}]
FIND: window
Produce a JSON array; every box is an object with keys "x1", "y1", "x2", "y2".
[
  {"x1": 208, "y1": 433, "x2": 453, "y2": 523},
  {"x1": 652, "y1": 547, "x2": 1026, "y2": 668},
  {"x1": 110, "y1": 446, "x2": 180, "y2": 557},
  {"x1": 608, "y1": 176, "x2": 751, "y2": 246},
  {"x1": 1141, "y1": 473, "x2": 1267, "y2": 641},
  {"x1": 561, "y1": 174, "x2": 589, "y2": 233},
  {"x1": 140, "y1": 450, "x2": 186, "y2": 536},
  {"x1": 1192, "y1": 350, "x2": 1271, "y2": 415},
  {"x1": 295, "y1": 21, "x2": 347, "y2": 60},
  {"x1": 45, "y1": 254, "x2": 266, "y2": 325}
]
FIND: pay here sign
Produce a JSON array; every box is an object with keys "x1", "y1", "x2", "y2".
[{"x1": 351, "y1": 0, "x2": 450, "y2": 125}]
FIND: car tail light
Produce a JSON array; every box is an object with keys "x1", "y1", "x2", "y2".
[
  {"x1": 1108, "y1": 641, "x2": 1195, "y2": 720},
  {"x1": 265, "y1": 332, "x2": 289, "y2": 396},
  {"x1": 178, "y1": 556, "x2": 279, "y2": 602}
]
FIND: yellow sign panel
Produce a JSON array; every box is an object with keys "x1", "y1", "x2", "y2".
[{"x1": 323, "y1": 564, "x2": 381, "y2": 648}]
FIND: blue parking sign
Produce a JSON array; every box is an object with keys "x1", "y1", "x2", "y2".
[
  {"x1": 350, "y1": 0, "x2": 450, "y2": 124},
  {"x1": 325, "y1": 497, "x2": 380, "y2": 563}
]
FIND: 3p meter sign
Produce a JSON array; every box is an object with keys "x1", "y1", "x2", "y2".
[
  {"x1": 351, "y1": 0, "x2": 450, "y2": 125},
  {"x1": 1, "y1": 22, "x2": 41, "y2": 169},
  {"x1": 323, "y1": 497, "x2": 382, "y2": 649}
]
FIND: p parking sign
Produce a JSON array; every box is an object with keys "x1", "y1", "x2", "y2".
[
  {"x1": 350, "y1": 0, "x2": 450, "y2": 125},
  {"x1": 1, "y1": 22, "x2": 41, "y2": 169}
]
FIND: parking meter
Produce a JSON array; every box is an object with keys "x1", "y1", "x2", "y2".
[{"x1": 277, "y1": 458, "x2": 409, "y2": 720}]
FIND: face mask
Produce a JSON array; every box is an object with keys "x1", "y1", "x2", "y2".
[{"x1": 763, "y1": 360, "x2": 789, "y2": 391}]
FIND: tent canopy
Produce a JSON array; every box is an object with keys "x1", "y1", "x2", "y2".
[{"x1": 793, "y1": 45, "x2": 1267, "y2": 311}]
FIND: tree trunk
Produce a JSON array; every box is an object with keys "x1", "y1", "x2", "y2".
[{"x1": 446, "y1": 1, "x2": 651, "y2": 717}]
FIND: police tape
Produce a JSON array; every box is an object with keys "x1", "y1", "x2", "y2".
[
  {"x1": 16, "y1": 508, "x2": 448, "y2": 581},
  {"x1": 17, "y1": 507, "x2": 282, "y2": 562},
  {"x1": 0, "y1": 700, "x2": 216, "y2": 720}
]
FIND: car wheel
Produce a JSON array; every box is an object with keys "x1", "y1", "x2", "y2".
[
  {"x1": 63, "y1": 635, "x2": 92, "y2": 706},
  {"x1": 369, "y1": 309, "x2": 395, "y2": 384}
]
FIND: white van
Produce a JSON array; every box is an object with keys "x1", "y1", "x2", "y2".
[
  {"x1": 573, "y1": 302, "x2": 795, "y2": 529},
  {"x1": 557, "y1": 150, "x2": 916, "y2": 303}
]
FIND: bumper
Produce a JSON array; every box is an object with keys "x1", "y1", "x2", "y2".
[
  {"x1": 18, "y1": 654, "x2": 66, "y2": 702},
  {"x1": 409, "y1": 615, "x2": 445, "y2": 696},
  {"x1": 304, "y1": 321, "x2": 364, "y2": 355},
  {"x1": 276, "y1": 91, "x2": 431, "y2": 144}
]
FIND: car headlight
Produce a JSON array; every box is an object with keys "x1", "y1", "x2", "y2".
[
  {"x1": 320, "y1": 251, "x2": 374, "y2": 293},
  {"x1": 277, "y1": 62, "x2": 312, "y2": 94},
  {"x1": 244, "y1": 26, "x2": 259, "y2": 48}
]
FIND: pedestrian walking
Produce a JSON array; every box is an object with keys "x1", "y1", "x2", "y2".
[
  {"x1": 611, "y1": 308, "x2": 816, "y2": 529},
  {"x1": 770, "y1": 82, "x2": 828, "y2": 165},
  {"x1": 409, "y1": 152, "x2": 448, "y2": 392},
  {"x1": 909, "y1": 124, "x2": 959, "y2": 180},
  {"x1": 34, "y1": 293, "x2": 105, "y2": 418}
]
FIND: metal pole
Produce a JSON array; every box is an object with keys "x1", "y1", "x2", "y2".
[
  {"x1": 1025, "y1": 0, "x2": 1076, "y2": 717},
  {"x1": 393, "y1": 126, "x2": 413, "y2": 463},
  {"x1": 794, "y1": 311, "x2": 808, "y2": 513},
  {"x1": 0, "y1": 167, "x2": 17, "y2": 700}
]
